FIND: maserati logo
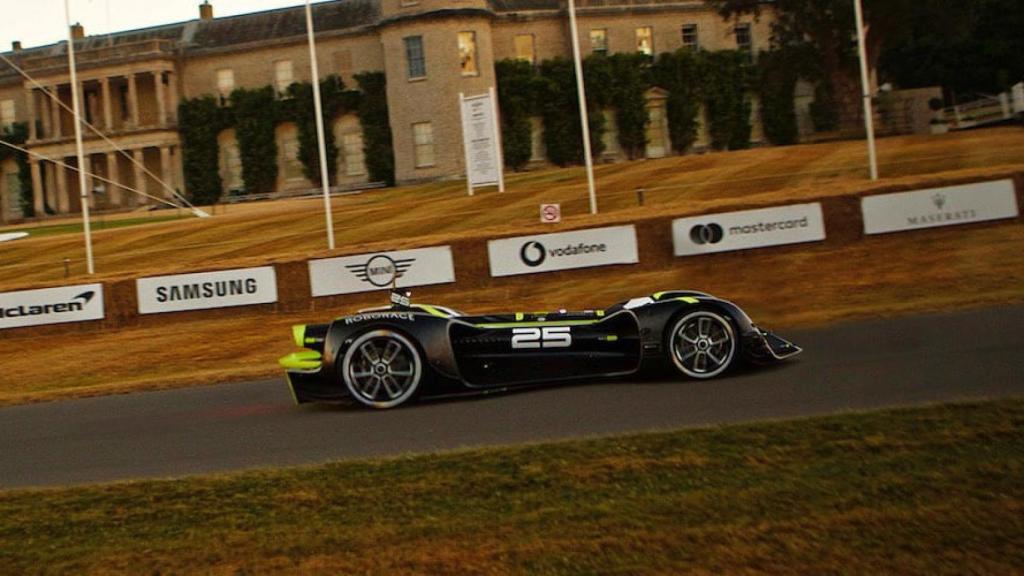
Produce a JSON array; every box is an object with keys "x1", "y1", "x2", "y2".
[
  {"x1": 346, "y1": 255, "x2": 415, "y2": 287},
  {"x1": 932, "y1": 193, "x2": 947, "y2": 210}
]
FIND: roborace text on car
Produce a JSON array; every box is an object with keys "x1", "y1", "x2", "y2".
[{"x1": 279, "y1": 290, "x2": 801, "y2": 409}]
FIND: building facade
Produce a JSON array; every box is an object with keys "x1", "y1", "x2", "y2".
[{"x1": 0, "y1": 0, "x2": 773, "y2": 221}]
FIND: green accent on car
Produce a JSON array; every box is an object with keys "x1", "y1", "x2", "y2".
[
  {"x1": 677, "y1": 297, "x2": 700, "y2": 304},
  {"x1": 279, "y1": 350, "x2": 322, "y2": 370},
  {"x1": 292, "y1": 325, "x2": 306, "y2": 348},
  {"x1": 653, "y1": 291, "x2": 668, "y2": 300},
  {"x1": 603, "y1": 335, "x2": 619, "y2": 342},
  {"x1": 414, "y1": 304, "x2": 450, "y2": 318},
  {"x1": 515, "y1": 312, "x2": 525, "y2": 321},
  {"x1": 475, "y1": 319, "x2": 601, "y2": 329},
  {"x1": 596, "y1": 310, "x2": 606, "y2": 317}
]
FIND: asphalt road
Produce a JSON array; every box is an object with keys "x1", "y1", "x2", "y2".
[{"x1": 2, "y1": 306, "x2": 1023, "y2": 489}]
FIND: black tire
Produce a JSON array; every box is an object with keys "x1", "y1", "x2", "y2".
[
  {"x1": 341, "y1": 329, "x2": 423, "y2": 409},
  {"x1": 665, "y1": 310, "x2": 737, "y2": 379}
]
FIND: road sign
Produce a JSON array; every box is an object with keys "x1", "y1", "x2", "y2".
[{"x1": 540, "y1": 204, "x2": 561, "y2": 224}]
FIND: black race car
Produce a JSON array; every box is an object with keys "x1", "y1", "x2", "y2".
[{"x1": 280, "y1": 290, "x2": 801, "y2": 409}]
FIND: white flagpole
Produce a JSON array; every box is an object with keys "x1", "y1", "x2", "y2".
[
  {"x1": 854, "y1": 0, "x2": 879, "y2": 181},
  {"x1": 305, "y1": 0, "x2": 336, "y2": 250},
  {"x1": 65, "y1": 0, "x2": 95, "y2": 274},
  {"x1": 566, "y1": 0, "x2": 598, "y2": 214}
]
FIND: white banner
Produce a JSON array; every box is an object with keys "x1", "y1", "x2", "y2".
[
  {"x1": 460, "y1": 90, "x2": 503, "y2": 188},
  {"x1": 137, "y1": 267, "x2": 278, "y2": 315},
  {"x1": 0, "y1": 284, "x2": 104, "y2": 329},
  {"x1": 309, "y1": 246, "x2": 456, "y2": 297},
  {"x1": 862, "y1": 179, "x2": 1019, "y2": 235},
  {"x1": 1013, "y1": 82, "x2": 1024, "y2": 115},
  {"x1": 488, "y1": 225, "x2": 639, "y2": 277},
  {"x1": 673, "y1": 203, "x2": 826, "y2": 257}
]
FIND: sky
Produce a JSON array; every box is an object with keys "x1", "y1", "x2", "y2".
[{"x1": 0, "y1": 0, "x2": 335, "y2": 52}]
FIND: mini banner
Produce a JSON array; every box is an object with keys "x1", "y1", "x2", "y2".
[
  {"x1": 136, "y1": 267, "x2": 278, "y2": 315},
  {"x1": 861, "y1": 179, "x2": 1019, "y2": 235},
  {"x1": 672, "y1": 203, "x2": 827, "y2": 257},
  {"x1": 309, "y1": 246, "x2": 456, "y2": 297},
  {"x1": 488, "y1": 225, "x2": 639, "y2": 277},
  {"x1": 0, "y1": 283, "x2": 105, "y2": 329}
]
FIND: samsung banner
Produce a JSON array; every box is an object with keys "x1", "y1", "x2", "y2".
[
  {"x1": 672, "y1": 203, "x2": 827, "y2": 257},
  {"x1": 488, "y1": 225, "x2": 639, "y2": 277},
  {"x1": 862, "y1": 179, "x2": 1019, "y2": 235},
  {"x1": 309, "y1": 246, "x2": 456, "y2": 297},
  {"x1": 459, "y1": 88, "x2": 505, "y2": 192},
  {"x1": 137, "y1": 267, "x2": 278, "y2": 314},
  {"x1": 0, "y1": 284, "x2": 104, "y2": 329}
]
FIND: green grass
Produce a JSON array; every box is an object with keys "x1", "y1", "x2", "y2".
[
  {"x1": 1, "y1": 399, "x2": 1022, "y2": 574},
  {"x1": 0, "y1": 214, "x2": 184, "y2": 238}
]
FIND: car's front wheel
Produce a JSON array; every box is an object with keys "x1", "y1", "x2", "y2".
[
  {"x1": 341, "y1": 330, "x2": 423, "y2": 409},
  {"x1": 667, "y1": 310, "x2": 737, "y2": 379}
]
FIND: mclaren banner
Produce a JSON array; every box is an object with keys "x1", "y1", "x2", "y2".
[
  {"x1": 137, "y1": 267, "x2": 278, "y2": 314},
  {"x1": 0, "y1": 284, "x2": 104, "y2": 329},
  {"x1": 862, "y1": 179, "x2": 1020, "y2": 235},
  {"x1": 488, "y1": 225, "x2": 639, "y2": 277},
  {"x1": 309, "y1": 246, "x2": 456, "y2": 297},
  {"x1": 672, "y1": 203, "x2": 827, "y2": 256}
]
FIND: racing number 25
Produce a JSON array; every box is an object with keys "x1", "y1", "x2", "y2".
[{"x1": 511, "y1": 327, "x2": 572, "y2": 350}]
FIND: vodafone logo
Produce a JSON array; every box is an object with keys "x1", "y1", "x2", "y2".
[{"x1": 520, "y1": 241, "x2": 547, "y2": 267}]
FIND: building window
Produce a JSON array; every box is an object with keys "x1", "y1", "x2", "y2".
[
  {"x1": 0, "y1": 99, "x2": 14, "y2": 130},
  {"x1": 274, "y1": 60, "x2": 294, "y2": 96},
  {"x1": 735, "y1": 23, "x2": 753, "y2": 54},
  {"x1": 681, "y1": 24, "x2": 699, "y2": 50},
  {"x1": 342, "y1": 132, "x2": 366, "y2": 176},
  {"x1": 217, "y1": 69, "x2": 235, "y2": 97},
  {"x1": 404, "y1": 36, "x2": 426, "y2": 80},
  {"x1": 412, "y1": 122, "x2": 434, "y2": 168},
  {"x1": 459, "y1": 32, "x2": 479, "y2": 76},
  {"x1": 514, "y1": 34, "x2": 535, "y2": 64},
  {"x1": 590, "y1": 29, "x2": 608, "y2": 55},
  {"x1": 282, "y1": 136, "x2": 304, "y2": 180},
  {"x1": 636, "y1": 27, "x2": 653, "y2": 56}
]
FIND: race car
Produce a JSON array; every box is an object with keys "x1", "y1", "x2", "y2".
[{"x1": 279, "y1": 290, "x2": 801, "y2": 409}]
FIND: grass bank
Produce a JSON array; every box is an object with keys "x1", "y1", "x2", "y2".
[{"x1": 1, "y1": 399, "x2": 1021, "y2": 574}]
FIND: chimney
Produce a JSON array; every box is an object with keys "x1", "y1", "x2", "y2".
[
  {"x1": 70, "y1": 23, "x2": 85, "y2": 40},
  {"x1": 199, "y1": 1, "x2": 214, "y2": 21},
  {"x1": 12, "y1": 41, "x2": 22, "y2": 52}
]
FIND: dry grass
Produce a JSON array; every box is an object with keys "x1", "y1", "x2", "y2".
[
  {"x1": 1, "y1": 399, "x2": 1021, "y2": 574},
  {"x1": 2, "y1": 127, "x2": 1023, "y2": 289}
]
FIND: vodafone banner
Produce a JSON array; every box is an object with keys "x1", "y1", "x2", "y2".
[{"x1": 488, "y1": 225, "x2": 639, "y2": 277}]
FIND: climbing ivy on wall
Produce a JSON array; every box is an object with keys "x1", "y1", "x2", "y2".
[
  {"x1": 534, "y1": 58, "x2": 607, "y2": 167},
  {"x1": 606, "y1": 53, "x2": 652, "y2": 160},
  {"x1": 702, "y1": 50, "x2": 753, "y2": 151},
  {"x1": 178, "y1": 96, "x2": 230, "y2": 204},
  {"x1": 0, "y1": 122, "x2": 34, "y2": 217},
  {"x1": 354, "y1": 72, "x2": 395, "y2": 187},
  {"x1": 285, "y1": 75, "x2": 362, "y2": 187},
  {"x1": 757, "y1": 48, "x2": 802, "y2": 146},
  {"x1": 230, "y1": 87, "x2": 279, "y2": 195},
  {"x1": 652, "y1": 49, "x2": 704, "y2": 154},
  {"x1": 494, "y1": 59, "x2": 537, "y2": 171}
]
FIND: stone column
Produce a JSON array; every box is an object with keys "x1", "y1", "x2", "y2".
[
  {"x1": 30, "y1": 158, "x2": 44, "y2": 215},
  {"x1": 159, "y1": 146, "x2": 173, "y2": 197},
  {"x1": 106, "y1": 151, "x2": 121, "y2": 206},
  {"x1": 132, "y1": 148, "x2": 147, "y2": 204},
  {"x1": 173, "y1": 146, "x2": 185, "y2": 196},
  {"x1": 167, "y1": 71, "x2": 179, "y2": 124},
  {"x1": 25, "y1": 87, "x2": 37, "y2": 140},
  {"x1": 85, "y1": 156, "x2": 97, "y2": 209},
  {"x1": 43, "y1": 162, "x2": 56, "y2": 210},
  {"x1": 101, "y1": 77, "x2": 113, "y2": 131},
  {"x1": 50, "y1": 87, "x2": 62, "y2": 138},
  {"x1": 39, "y1": 89, "x2": 52, "y2": 138},
  {"x1": 127, "y1": 73, "x2": 139, "y2": 128},
  {"x1": 154, "y1": 72, "x2": 166, "y2": 127},
  {"x1": 55, "y1": 159, "x2": 70, "y2": 214}
]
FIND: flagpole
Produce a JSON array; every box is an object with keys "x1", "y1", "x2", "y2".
[
  {"x1": 854, "y1": 0, "x2": 879, "y2": 181},
  {"x1": 305, "y1": 0, "x2": 336, "y2": 250},
  {"x1": 65, "y1": 0, "x2": 95, "y2": 274},
  {"x1": 566, "y1": 0, "x2": 598, "y2": 214}
]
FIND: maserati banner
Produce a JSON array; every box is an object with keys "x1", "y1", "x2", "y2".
[
  {"x1": 309, "y1": 246, "x2": 456, "y2": 297},
  {"x1": 488, "y1": 225, "x2": 639, "y2": 277},
  {"x1": 0, "y1": 284, "x2": 105, "y2": 329},
  {"x1": 862, "y1": 179, "x2": 1019, "y2": 235},
  {"x1": 137, "y1": 267, "x2": 278, "y2": 314}
]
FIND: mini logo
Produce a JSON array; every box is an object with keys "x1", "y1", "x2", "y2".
[
  {"x1": 346, "y1": 255, "x2": 415, "y2": 287},
  {"x1": 690, "y1": 223, "x2": 724, "y2": 245},
  {"x1": 932, "y1": 193, "x2": 947, "y2": 210},
  {"x1": 520, "y1": 241, "x2": 547, "y2": 267}
]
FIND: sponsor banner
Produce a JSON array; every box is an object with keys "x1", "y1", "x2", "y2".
[
  {"x1": 488, "y1": 225, "x2": 639, "y2": 277},
  {"x1": 862, "y1": 179, "x2": 1019, "y2": 235},
  {"x1": 309, "y1": 246, "x2": 456, "y2": 297},
  {"x1": 460, "y1": 90, "x2": 502, "y2": 188},
  {"x1": 672, "y1": 203, "x2": 826, "y2": 257},
  {"x1": 0, "y1": 284, "x2": 104, "y2": 329},
  {"x1": 136, "y1": 267, "x2": 278, "y2": 315}
]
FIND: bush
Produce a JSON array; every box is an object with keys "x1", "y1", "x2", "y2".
[
  {"x1": 703, "y1": 50, "x2": 753, "y2": 150},
  {"x1": 231, "y1": 87, "x2": 280, "y2": 195},
  {"x1": 757, "y1": 49, "x2": 800, "y2": 146},
  {"x1": 653, "y1": 49, "x2": 704, "y2": 154},
  {"x1": 178, "y1": 97, "x2": 230, "y2": 204},
  {"x1": 354, "y1": 72, "x2": 396, "y2": 186}
]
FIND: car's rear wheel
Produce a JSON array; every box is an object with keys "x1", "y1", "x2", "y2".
[
  {"x1": 342, "y1": 330, "x2": 422, "y2": 409},
  {"x1": 667, "y1": 310, "x2": 737, "y2": 379}
]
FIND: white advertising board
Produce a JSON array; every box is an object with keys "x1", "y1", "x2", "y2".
[
  {"x1": 460, "y1": 90, "x2": 503, "y2": 189},
  {"x1": 136, "y1": 267, "x2": 278, "y2": 315},
  {"x1": 488, "y1": 225, "x2": 639, "y2": 277},
  {"x1": 309, "y1": 246, "x2": 456, "y2": 297},
  {"x1": 0, "y1": 283, "x2": 104, "y2": 329},
  {"x1": 862, "y1": 179, "x2": 1019, "y2": 235},
  {"x1": 1013, "y1": 82, "x2": 1024, "y2": 115},
  {"x1": 672, "y1": 203, "x2": 826, "y2": 256}
]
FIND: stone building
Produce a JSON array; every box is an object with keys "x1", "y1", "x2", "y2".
[{"x1": 0, "y1": 0, "x2": 773, "y2": 222}]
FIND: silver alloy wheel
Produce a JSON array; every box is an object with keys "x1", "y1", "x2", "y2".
[
  {"x1": 669, "y1": 311, "x2": 737, "y2": 379},
  {"x1": 342, "y1": 330, "x2": 422, "y2": 409}
]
